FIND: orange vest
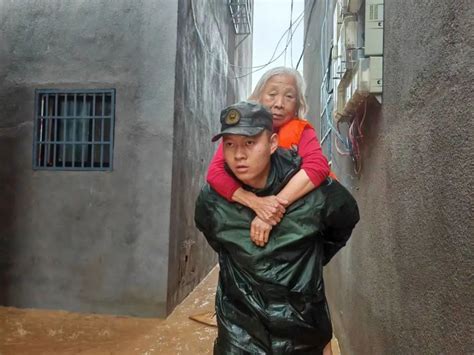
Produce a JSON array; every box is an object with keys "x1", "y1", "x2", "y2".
[
  {"x1": 277, "y1": 118, "x2": 338, "y2": 180},
  {"x1": 277, "y1": 119, "x2": 313, "y2": 149}
]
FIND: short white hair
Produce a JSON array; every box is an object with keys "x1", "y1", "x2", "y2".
[{"x1": 249, "y1": 67, "x2": 308, "y2": 118}]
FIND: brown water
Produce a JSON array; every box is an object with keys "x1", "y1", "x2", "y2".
[
  {"x1": 0, "y1": 269, "x2": 218, "y2": 355},
  {"x1": 0, "y1": 267, "x2": 340, "y2": 355}
]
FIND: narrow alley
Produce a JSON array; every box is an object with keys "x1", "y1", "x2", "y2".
[{"x1": 0, "y1": 0, "x2": 470, "y2": 354}]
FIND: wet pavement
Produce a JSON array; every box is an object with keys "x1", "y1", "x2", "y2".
[{"x1": 0, "y1": 266, "x2": 340, "y2": 354}]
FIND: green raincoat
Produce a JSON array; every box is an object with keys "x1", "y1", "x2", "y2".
[{"x1": 195, "y1": 149, "x2": 359, "y2": 354}]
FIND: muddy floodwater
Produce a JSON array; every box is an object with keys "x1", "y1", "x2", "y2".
[
  {"x1": 0, "y1": 269, "x2": 218, "y2": 355},
  {"x1": 0, "y1": 267, "x2": 340, "y2": 355}
]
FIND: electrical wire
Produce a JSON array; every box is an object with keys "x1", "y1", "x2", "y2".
[
  {"x1": 234, "y1": 10, "x2": 305, "y2": 78},
  {"x1": 252, "y1": 10, "x2": 304, "y2": 70},
  {"x1": 285, "y1": 0, "x2": 294, "y2": 67},
  {"x1": 320, "y1": 0, "x2": 329, "y2": 77},
  {"x1": 190, "y1": 0, "x2": 305, "y2": 78},
  {"x1": 335, "y1": 124, "x2": 351, "y2": 156},
  {"x1": 238, "y1": 9, "x2": 303, "y2": 72},
  {"x1": 234, "y1": 14, "x2": 305, "y2": 79},
  {"x1": 290, "y1": 0, "x2": 294, "y2": 67},
  {"x1": 296, "y1": 0, "x2": 317, "y2": 70},
  {"x1": 349, "y1": 100, "x2": 367, "y2": 175}
]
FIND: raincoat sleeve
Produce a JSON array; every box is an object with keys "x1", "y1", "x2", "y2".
[
  {"x1": 194, "y1": 185, "x2": 221, "y2": 253},
  {"x1": 320, "y1": 178, "x2": 360, "y2": 265}
]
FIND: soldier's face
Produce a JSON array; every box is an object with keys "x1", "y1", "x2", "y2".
[{"x1": 223, "y1": 131, "x2": 278, "y2": 189}]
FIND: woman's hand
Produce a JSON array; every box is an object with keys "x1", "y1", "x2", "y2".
[
  {"x1": 250, "y1": 216, "x2": 273, "y2": 247},
  {"x1": 249, "y1": 195, "x2": 288, "y2": 225},
  {"x1": 231, "y1": 189, "x2": 288, "y2": 225}
]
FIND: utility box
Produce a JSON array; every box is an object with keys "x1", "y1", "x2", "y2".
[
  {"x1": 335, "y1": 56, "x2": 383, "y2": 120},
  {"x1": 355, "y1": 56, "x2": 383, "y2": 94},
  {"x1": 368, "y1": 56, "x2": 383, "y2": 93},
  {"x1": 333, "y1": 0, "x2": 384, "y2": 121},
  {"x1": 365, "y1": 0, "x2": 384, "y2": 55}
]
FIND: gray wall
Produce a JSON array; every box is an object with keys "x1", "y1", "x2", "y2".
[
  {"x1": 0, "y1": 0, "x2": 251, "y2": 318},
  {"x1": 0, "y1": 0, "x2": 179, "y2": 317},
  {"x1": 167, "y1": 0, "x2": 252, "y2": 313},
  {"x1": 304, "y1": 0, "x2": 472, "y2": 354}
]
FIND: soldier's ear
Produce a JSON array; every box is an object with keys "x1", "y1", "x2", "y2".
[{"x1": 270, "y1": 133, "x2": 278, "y2": 154}]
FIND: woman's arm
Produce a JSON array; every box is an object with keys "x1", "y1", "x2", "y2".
[
  {"x1": 277, "y1": 127, "x2": 330, "y2": 205},
  {"x1": 277, "y1": 170, "x2": 315, "y2": 203}
]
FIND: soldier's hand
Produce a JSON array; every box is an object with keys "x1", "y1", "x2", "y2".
[
  {"x1": 250, "y1": 216, "x2": 273, "y2": 247},
  {"x1": 250, "y1": 195, "x2": 287, "y2": 226}
]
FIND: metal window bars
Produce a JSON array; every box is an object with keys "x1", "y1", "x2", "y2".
[
  {"x1": 320, "y1": 66, "x2": 333, "y2": 161},
  {"x1": 228, "y1": 0, "x2": 252, "y2": 35},
  {"x1": 33, "y1": 89, "x2": 115, "y2": 171}
]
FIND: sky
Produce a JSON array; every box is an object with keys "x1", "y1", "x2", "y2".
[{"x1": 250, "y1": 0, "x2": 305, "y2": 89}]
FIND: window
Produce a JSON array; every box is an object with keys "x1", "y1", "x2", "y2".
[
  {"x1": 228, "y1": 0, "x2": 253, "y2": 35},
  {"x1": 320, "y1": 95, "x2": 333, "y2": 161},
  {"x1": 33, "y1": 89, "x2": 115, "y2": 170}
]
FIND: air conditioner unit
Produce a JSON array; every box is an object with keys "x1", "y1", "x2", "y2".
[
  {"x1": 365, "y1": 0, "x2": 384, "y2": 55},
  {"x1": 335, "y1": 56, "x2": 383, "y2": 120}
]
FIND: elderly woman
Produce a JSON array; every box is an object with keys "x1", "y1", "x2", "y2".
[
  {"x1": 208, "y1": 66, "x2": 330, "y2": 246},
  {"x1": 193, "y1": 67, "x2": 335, "y2": 354}
]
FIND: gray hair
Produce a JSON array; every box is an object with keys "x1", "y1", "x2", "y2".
[{"x1": 249, "y1": 67, "x2": 308, "y2": 119}]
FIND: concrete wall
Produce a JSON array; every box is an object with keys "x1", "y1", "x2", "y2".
[
  {"x1": 167, "y1": 0, "x2": 252, "y2": 313},
  {"x1": 304, "y1": 0, "x2": 472, "y2": 353},
  {"x1": 0, "y1": 0, "x2": 179, "y2": 317}
]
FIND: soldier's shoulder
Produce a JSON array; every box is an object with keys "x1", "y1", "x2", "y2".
[{"x1": 197, "y1": 184, "x2": 224, "y2": 207}]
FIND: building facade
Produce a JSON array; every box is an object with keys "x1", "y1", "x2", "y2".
[
  {"x1": 303, "y1": 0, "x2": 471, "y2": 353},
  {"x1": 0, "y1": 0, "x2": 252, "y2": 317}
]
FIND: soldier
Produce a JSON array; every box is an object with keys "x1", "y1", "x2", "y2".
[{"x1": 195, "y1": 101, "x2": 359, "y2": 354}]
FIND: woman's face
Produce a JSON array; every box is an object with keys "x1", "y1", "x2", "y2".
[{"x1": 258, "y1": 74, "x2": 298, "y2": 129}]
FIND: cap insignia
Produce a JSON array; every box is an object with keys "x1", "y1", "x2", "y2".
[{"x1": 225, "y1": 109, "x2": 241, "y2": 125}]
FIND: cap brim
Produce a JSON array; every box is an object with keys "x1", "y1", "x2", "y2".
[{"x1": 211, "y1": 127, "x2": 265, "y2": 142}]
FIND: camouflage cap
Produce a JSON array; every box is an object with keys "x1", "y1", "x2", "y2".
[{"x1": 211, "y1": 101, "x2": 273, "y2": 142}]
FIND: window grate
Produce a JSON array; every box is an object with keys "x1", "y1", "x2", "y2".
[
  {"x1": 320, "y1": 68, "x2": 333, "y2": 162},
  {"x1": 228, "y1": 0, "x2": 253, "y2": 35},
  {"x1": 33, "y1": 89, "x2": 115, "y2": 171}
]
